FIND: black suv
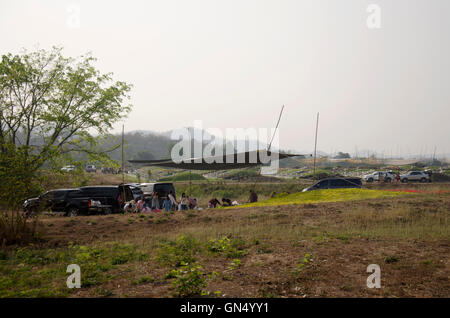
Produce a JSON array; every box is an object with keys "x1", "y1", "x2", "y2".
[
  {"x1": 139, "y1": 182, "x2": 176, "y2": 207},
  {"x1": 302, "y1": 177, "x2": 362, "y2": 192},
  {"x1": 23, "y1": 189, "x2": 79, "y2": 216},
  {"x1": 23, "y1": 184, "x2": 134, "y2": 216}
]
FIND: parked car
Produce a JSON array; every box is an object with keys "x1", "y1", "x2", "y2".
[
  {"x1": 73, "y1": 185, "x2": 134, "y2": 215},
  {"x1": 400, "y1": 171, "x2": 431, "y2": 183},
  {"x1": 23, "y1": 185, "x2": 134, "y2": 217},
  {"x1": 127, "y1": 184, "x2": 144, "y2": 200},
  {"x1": 85, "y1": 165, "x2": 97, "y2": 173},
  {"x1": 138, "y1": 182, "x2": 176, "y2": 206},
  {"x1": 138, "y1": 182, "x2": 176, "y2": 196},
  {"x1": 363, "y1": 171, "x2": 394, "y2": 183},
  {"x1": 302, "y1": 178, "x2": 362, "y2": 192},
  {"x1": 23, "y1": 189, "x2": 80, "y2": 216},
  {"x1": 61, "y1": 165, "x2": 76, "y2": 172}
]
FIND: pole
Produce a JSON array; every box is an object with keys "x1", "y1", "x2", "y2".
[
  {"x1": 313, "y1": 112, "x2": 319, "y2": 178},
  {"x1": 122, "y1": 124, "x2": 125, "y2": 184},
  {"x1": 268, "y1": 105, "x2": 285, "y2": 152},
  {"x1": 189, "y1": 170, "x2": 192, "y2": 196},
  {"x1": 121, "y1": 125, "x2": 126, "y2": 208}
]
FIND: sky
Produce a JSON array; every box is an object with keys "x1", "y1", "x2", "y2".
[{"x1": 1, "y1": 0, "x2": 449, "y2": 158}]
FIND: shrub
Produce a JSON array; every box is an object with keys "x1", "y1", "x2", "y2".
[
  {"x1": 293, "y1": 253, "x2": 312, "y2": 277},
  {"x1": 207, "y1": 236, "x2": 248, "y2": 259},
  {"x1": 156, "y1": 235, "x2": 200, "y2": 267},
  {"x1": 384, "y1": 256, "x2": 399, "y2": 264},
  {"x1": 168, "y1": 262, "x2": 207, "y2": 297},
  {"x1": 0, "y1": 210, "x2": 41, "y2": 246},
  {"x1": 160, "y1": 172, "x2": 206, "y2": 182},
  {"x1": 132, "y1": 276, "x2": 155, "y2": 285}
]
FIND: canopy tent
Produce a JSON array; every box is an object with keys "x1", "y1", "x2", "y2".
[{"x1": 128, "y1": 150, "x2": 308, "y2": 170}]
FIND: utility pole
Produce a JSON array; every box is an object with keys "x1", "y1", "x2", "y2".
[
  {"x1": 121, "y1": 124, "x2": 126, "y2": 208},
  {"x1": 189, "y1": 170, "x2": 192, "y2": 196},
  {"x1": 122, "y1": 124, "x2": 125, "y2": 185},
  {"x1": 313, "y1": 112, "x2": 319, "y2": 178}
]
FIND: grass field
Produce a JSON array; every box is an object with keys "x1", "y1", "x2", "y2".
[
  {"x1": 233, "y1": 188, "x2": 409, "y2": 208},
  {"x1": 0, "y1": 182, "x2": 448, "y2": 298}
]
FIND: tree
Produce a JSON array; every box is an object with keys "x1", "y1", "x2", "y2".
[
  {"x1": 0, "y1": 47, "x2": 132, "y2": 207},
  {"x1": 334, "y1": 152, "x2": 351, "y2": 159}
]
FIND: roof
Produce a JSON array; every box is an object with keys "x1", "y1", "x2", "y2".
[{"x1": 129, "y1": 150, "x2": 306, "y2": 171}]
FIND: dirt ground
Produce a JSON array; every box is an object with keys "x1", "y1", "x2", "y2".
[{"x1": 28, "y1": 188, "x2": 449, "y2": 298}]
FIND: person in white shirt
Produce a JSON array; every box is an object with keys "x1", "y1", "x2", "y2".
[
  {"x1": 180, "y1": 193, "x2": 188, "y2": 211},
  {"x1": 168, "y1": 190, "x2": 178, "y2": 211}
]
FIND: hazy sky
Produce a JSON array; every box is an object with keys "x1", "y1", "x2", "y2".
[{"x1": 1, "y1": 0, "x2": 449, "y2": 157}]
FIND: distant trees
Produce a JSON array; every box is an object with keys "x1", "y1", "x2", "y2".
[
  {"x1": 136, "y1": 150, "x2": 154, "y2": 160},
  {"x1": 0, "y1": 47, "x2": 132, "y2": 207},
  {"x1": 334, "y1": 152, "x2": 351, "y2": 159}
]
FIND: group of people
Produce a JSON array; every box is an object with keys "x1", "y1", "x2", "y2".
[
  {"x1": 124, "y1": 190, "x2": 199, "y2": 213},
  {"x1": 207, "y1": 190, "x2": 258, "y2": 208},
  {"x1": 124, "y1": 189, "x2": 259, "y2": 213}
]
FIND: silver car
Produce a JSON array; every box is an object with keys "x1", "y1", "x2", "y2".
[
  {"x1": 400, "y1": 171, "x2": 430, "y2": 183},
  {"x1": 363, "y1": 171, "x2": 394, "y2": 183}
]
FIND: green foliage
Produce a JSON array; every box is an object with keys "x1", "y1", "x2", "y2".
[
  {"x1": 0, "y1": 210, "x2": 40, "y2": 245},
  {"x1": 207, "y1": 236, "x2": 248, "y2": 258},
  {"x1": 334, "y1": 152, "x2": 351, "y2": 159},
  {"x1": 234, "y1": 188, "x2": 409, "y2": 208},
  {"x1": 0, "y1": 145, "x2": 43, "y2": 209},
  {"x1": 0, "y1": 47, "x2": 132, "y2": 208},
  {"x1": 301, "y1": 169, "x2": 337, "y2": 180},
  {"x1": 0, "y1": 242, "x2": 146, "y2": 296},
  {"x1": 159, "y1": 171, "x2": 206, "y2": 182},
  {"x1": 168, "y1": 262, "x2": 207, "y2": 297},
  {"x1": 222, "y1": 169, "x2": 259, "y2": 180},
  {"x1": 228, "y1": 259, "x2": 242, "y2": 270},
  {"x1": 131, "y1": 275, "x2": 155, "y2": 285},
  {"x1": 155, "y1": 235, "x2": 200, "y2": 267},
  {"x1": 384, "y1": 255, "x2": 399, "y2": 264},
  {"x1": 293, "y1": 253, "x2": 312, "y2": 277}
]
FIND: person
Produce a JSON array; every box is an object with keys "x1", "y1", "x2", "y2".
[
  {"x1": 152, "y1": 192, "x2": 161, "y2": 211},
  {"x1": 124, "y1": 200, "x2": 136, "y2": 213},
  {"x1": 143, "y1": 196, "x2": 152, "y2": 209},
  {"x1": 168, "y1": 190, "x2": 178, "y2": 211},
  {"x1": 162, "y1": 196, "x2": 172, "y2": 212},
  {"x1": 270, "y1": 191, "x2": 277, "y2": 198},
  {"x1": 179, "y1": 193, "x2": 188, "y2": 210},
  {"x1": 188, "y1": 196, "x2": 198, "y2": 209},
  {"x1": 208, "y1": 198, "x2": 221, "y2": 208},
  {"x1": 395, "y1": 172, "x2": 401, "y2": 183},
  {"x1": 136, "y1": 196, "x2": 144, "y2": 213},
  {"x1": 142, "y1": 195, "x2": 152, "y2": 213},
  {"x1": 249, "y1": 190, "x2": 258, "y2": 203},
  {"x1": 222, "y1": 198, "x2": 232, "y2": 206}
]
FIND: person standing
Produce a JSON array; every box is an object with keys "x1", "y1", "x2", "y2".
[
  {"x1": 152, "y1": 192, "x2": 160, "y2": 211},
  {"x1": 162, "y1": 196, "x2": 172, "y2": 212},
  {"x1": 136, "y1": 196, "x2": 144, "y2": 212},
  {"x1": 168, "y1": 190, "x2": 178, "y2": 211},
  {"x1": 180, "y1": 193, "x2": 188, "y2": 211},
  {"x1": 249, "y1": 190, "x2": 258, "y2": 203},
  {"x1": 395, "y1": 172, "x2": 401, "y2": 183}
]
